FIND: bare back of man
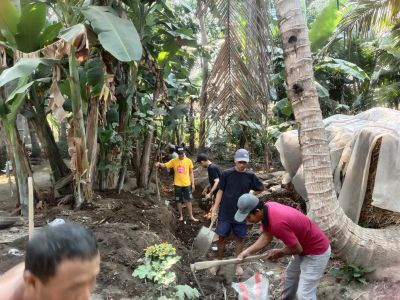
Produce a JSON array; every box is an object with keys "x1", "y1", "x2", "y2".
[
  {"x1": 0, "y1": 223, "x2": 100, "y2": 300},
  {"x1": 0, "y1": 262, "x2": 25, "y2": 300}
]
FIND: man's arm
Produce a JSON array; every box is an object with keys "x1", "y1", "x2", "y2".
[
  {"x1": 211, "y1": 189, "x2": 223, "y2": 222},
  {"x1": 238, "y1": 232, "x2": 273, "y2": 259},
  {"x1": 202, "y1": 183, "x2": 210, "y2": 196},
  {"x1": 155, "y1": 162, "x2": 166, "y2": 168},
  {"x1": 266, "y1": 243, "x2": 303, "y2": 261},
  {"x1": 189, "y1": 167, "x2": 195, "y2": 192},
  {"x1": 250, "y1": 174, "x2": 264, "y2": 194},
  {"x1": 207, "y1": 178, "x2": 220, "y2": 198}
]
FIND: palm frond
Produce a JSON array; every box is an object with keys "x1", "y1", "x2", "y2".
[
  {"x1": 204, "y1": 0, "x2": 272, "y2": 123},
  {"x1": 373, "y1": 81, "x2": 400, "y2": 108},
  {"x1": 319, "y1": 0, "x2": 400, "y2": 56},
  {"x1": 339, "y1": 0, "x2": 400, "y2": 36}
]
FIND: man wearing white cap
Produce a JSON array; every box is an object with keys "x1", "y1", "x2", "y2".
[
  {"x1": 211, "y1": 149, "x2": 264, "y2": 275},
  {"x1": 235, "y1": 194, "x2": 330, "y2": 300}
]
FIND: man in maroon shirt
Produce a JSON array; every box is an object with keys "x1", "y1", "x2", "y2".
[{"x1": 235, "y1": 194, "x2": 330, "y2": 300}]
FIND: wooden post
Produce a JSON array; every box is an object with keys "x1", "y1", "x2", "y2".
[{"x1": 28, "y1": 177, "x2": 34, "y2": 240}]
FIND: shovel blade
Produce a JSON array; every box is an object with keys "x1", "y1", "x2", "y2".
[{"x1": 193, "y1": 226, "x2": 215, "y2": 255}]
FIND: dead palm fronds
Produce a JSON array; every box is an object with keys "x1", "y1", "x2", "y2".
[{"x1": 204, "y1": 0, "x2": 272, "y2": 125}]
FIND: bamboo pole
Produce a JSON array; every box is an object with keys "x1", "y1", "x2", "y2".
[{"x1": 28, "y1": 177, "x2": 34, "y2": 240}]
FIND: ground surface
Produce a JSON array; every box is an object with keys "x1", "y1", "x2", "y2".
[{"x1": 1, "y1": 163, "x2": 400, "y2": 299}]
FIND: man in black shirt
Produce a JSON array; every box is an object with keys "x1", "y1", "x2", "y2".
[
  {"x1": 196, "y1": 153, "x2": 222, "y2": 200},
  {"x1": 211, "y1": 149, "x2": 264, "y2": 275}
]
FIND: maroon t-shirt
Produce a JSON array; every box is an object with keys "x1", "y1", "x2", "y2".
[{"x1": 262, "y1": 202, "x2": 330, "y2": 255}]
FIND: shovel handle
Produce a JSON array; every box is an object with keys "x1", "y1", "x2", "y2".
[
  {"x1": 191, "y1": 253, "x2": 268, "y2": 271},
  {"x1": 208, "y1": 219, "x2": 215, "y2": 230}
]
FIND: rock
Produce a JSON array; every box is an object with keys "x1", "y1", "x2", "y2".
[
  {"x1": 270, "y1": 171, "x2": 287, "y2": 178},
  {"x1": 270, "y1": 185, "x2": 284, "y2": 193},
  {"x1": 257, "y1": 173, "x2": 275, "y2": 181},
  {"x1": 257, "y1": 191, "x2": 271, "y2": 202},
  {"x1": 9, "y1": 227, "x2": 19, "y2": 233}
]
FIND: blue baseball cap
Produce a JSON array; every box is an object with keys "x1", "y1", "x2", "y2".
[
  {"x1": 234, "y1": 149, "x2": 249, "y2": 162},
  {"x1": 234, "y1": 193, "x2": 260, "y2": 222}
]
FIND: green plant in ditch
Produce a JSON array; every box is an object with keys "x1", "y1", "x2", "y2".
[
  {"x1": 329, "y1": 264, "x2": 375, "y2": 284},
  {"x1": 133, "y1": 243, "x2": 200, "y2": 299}
]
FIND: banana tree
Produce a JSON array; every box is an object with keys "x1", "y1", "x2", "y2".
[
  {"x1": 0, "y1": 58, "x2": 56, "y2": 214},
  {"x1": 0, "y1": 0, "x2": 70, "y2": 189},
  {"x1": 82, "y1": 5, "x2": 142, "y2": 191},
  {"x1": 42, "y1": 2, "x2": 142, "y2": 201}
]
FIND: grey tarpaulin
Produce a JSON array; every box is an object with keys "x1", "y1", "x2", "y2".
[{"x1": 275, "y1": 107, "x2": 400, "y2": 223}]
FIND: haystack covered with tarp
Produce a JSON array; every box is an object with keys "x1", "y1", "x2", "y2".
[{"x1": 276, "y1": 107, "x2": 400, "y2": 227}]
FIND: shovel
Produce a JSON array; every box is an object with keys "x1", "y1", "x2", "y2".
[{"x1": 193, "y1": 219, "x2": 216, "y2": 256}]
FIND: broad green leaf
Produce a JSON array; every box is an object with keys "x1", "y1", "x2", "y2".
[
  {"x1": 238, "y1": 120, "x2": 262, "y2": 130},
  {"x1": 309, "y1": 0, "x2": 344, "y2": 51},
  {"x1": 0, "y1": 0, "x2": 20, "y2": 45},
  {"x1": 6, "y1": 77, "x2": 29, "y2": 122},
  {"x1": 0, "y1": 58, "x2": 56, "y2": 87},
  {"x1": 273, "y1": 98, "x2": 293, "y2": 117},
  {"x1": 82, "y1": 6, "x2": 142, "y2": 62},
  {"x1": 59, "y1": 24, "x2": 86, "y2": 43},
  {"x1": 175, "y1": 284, "x2": 200, "y2": 300},
  {"x1": 15, "y1": 2, "x2": 47, "y2": 52},
  {"x1": 10, "y1": 0, "x2": 21, "y2": 13},
  {"x1": 157, "y1": 51, "x2": 169, "y2": 63},
  {"x1": 315, "y1": 57, "x2": 369, "y2": 81},
  {"x1": 85, "y1": 57, "x2": 104, "y2": 96},
  {"x1": 39, "y1": 22, "x2": 62, "y2": 47},
  {"x1": 6, "y1": 81, "x2": 34, "y2": 102},
  {"x1": 315, "y1": 81, "x2": 329, "y2": 98}
]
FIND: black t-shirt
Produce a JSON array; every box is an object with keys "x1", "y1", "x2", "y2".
[
  {"x1": 217, "y1": 167, "x2": 264, "y2": 223},
  {"x1": 208, "y1": 163, "x2": 222, "y2": 194}
]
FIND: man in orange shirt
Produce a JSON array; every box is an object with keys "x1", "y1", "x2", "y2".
[{"x1": 156, "y1": 147, "x2": 198, "y2": 221}]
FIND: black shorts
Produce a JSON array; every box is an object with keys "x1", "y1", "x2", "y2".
[{"x1": 174, "y1": 186, "x2": 193, "y2": 202}]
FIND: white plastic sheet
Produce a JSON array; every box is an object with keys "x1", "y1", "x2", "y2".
[
  {"x1": 275, "y1": 107, "x2": 400, "y2": 223},
  {"x1": 232, "y1": 273, "x2": 269, "y2": 300}
]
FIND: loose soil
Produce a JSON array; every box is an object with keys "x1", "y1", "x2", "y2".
[{"x1": 1, "y1": 164, "x2": 400, "y2": 299}]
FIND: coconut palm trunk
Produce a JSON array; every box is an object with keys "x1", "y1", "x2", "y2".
[{"x1": 275, "y1": 0, "x2": 400, "y2": 269}]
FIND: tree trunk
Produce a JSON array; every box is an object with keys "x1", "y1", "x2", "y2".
[
  {"x1": 275, "y1": 0, "x2": 400, "y2": 269},
  {"x1": 86, "y1": 96, "x2": 99, "y2": 193},
  {"x1": 117, "y1": 63, "x2": 138, "y2": 193},
  {"x1": 197, "y1": 0, "x2": 209, "y2": 152},
  {"x1": 29, "y1": 103, "x2": 70, "y2": 183},
  {"x1": 69, "y1": 47, "x2": 91, "y2": 206},
  {"x1": 137, "y1": 130, "x2": 153, "y2": 188},
  {"x1": 27, "y1": 119, "x2": 41, "y2": 159},
  {"x1": 3, "y1": 122, "x2": 32, "y2": 215},
  {"x1": 175, "y1": 127, "x2": 180, "y2": 146},
  {"x1": 189, "y1": 98, "x2": 195, "y2": 152}
]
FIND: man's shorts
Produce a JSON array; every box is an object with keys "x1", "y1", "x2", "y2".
[
  {"x1": 174, "y1": 185, "x2": 192, "y2": 202},
  {"x1": 216, "y1": 220, "x2": 247, "y2": 239}
]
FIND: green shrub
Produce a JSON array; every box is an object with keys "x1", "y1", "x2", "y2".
[
  {"x1": 133, "y1": 243, "x2": 200, "y2": 300},
  {"x1": 329, "y1": 264, "x2": 374, "y2": 284}
]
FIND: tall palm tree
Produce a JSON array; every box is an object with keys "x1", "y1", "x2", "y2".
[{"x1": 276, "y1": 0, "x2": 400, "y2": 270}]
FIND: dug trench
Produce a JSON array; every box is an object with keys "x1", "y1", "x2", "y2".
[
  {"x1": 0, "y1": 170, "x2": 301, "y2": 299},
  {"x1": 1, "y1": 169, "x2": 400, "y2": 299}
]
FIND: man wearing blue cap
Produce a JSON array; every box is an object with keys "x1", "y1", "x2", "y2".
[
  {"x1": 235, "y1": 194, "x2": 330, "y2": 300},
  {"x1": 211, "y1": 149, "x2": 264, "y2": 275}
]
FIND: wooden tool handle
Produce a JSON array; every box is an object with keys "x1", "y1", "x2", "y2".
[
  {"x1": 208, "y1": 219, "x2": 215, "y2": 230},
  {"x1": 191, "y1": 253, "x2": 268, "y2": 271}
]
